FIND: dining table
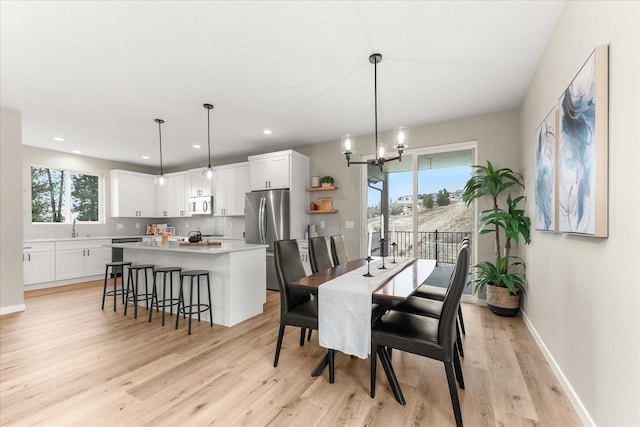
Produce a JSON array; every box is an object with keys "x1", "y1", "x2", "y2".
[{"x1": 291, "y1": 256, "x2": 437, "y2": 385}]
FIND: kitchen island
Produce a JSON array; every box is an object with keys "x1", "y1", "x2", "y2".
[{"x1": 107, "y1": 241, "x2": 268, "y2": 327}]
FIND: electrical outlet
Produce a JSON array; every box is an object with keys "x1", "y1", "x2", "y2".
[
  {"x1": 185, "y1": 222, "x2": 189, "y2": 229},
  {"x1": 345, "y1": 221, "x2": 355, "y2": 229},
  {"x1": 320, "y1": 221, "x2": 326, "y2": 229},
  {"x1": 135, "y1": 223, "x2": 140, "y2": 229},
  {"x1": 116, "y1": 223, "x2": 124, "y2": 229}
]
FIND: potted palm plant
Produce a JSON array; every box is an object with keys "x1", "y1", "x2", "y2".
[{"x1": 463, "y1": 161, "x2": 531, "y2": 316}]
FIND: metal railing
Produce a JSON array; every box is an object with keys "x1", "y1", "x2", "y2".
[{"x1": 371, "y1": 230, "x2": 471, "y2": 266}]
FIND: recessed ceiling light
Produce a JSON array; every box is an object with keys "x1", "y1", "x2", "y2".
[
  {"x1": 193, "y1": 145, "x2": 201, "y2": 149},
  {"x1": 141, "y1": 155, "x2": 150, "y2": 160},
  {"x1": 53, "y1": 137, "x2": 64, "y2": 141},
  {"x1": 71, "y1": 150, "x2": 81, "y2": 154},
  {"x1": 263, "y1": 129, "x2": 272, "y2": 135}
]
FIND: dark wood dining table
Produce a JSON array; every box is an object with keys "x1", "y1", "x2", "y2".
[{"x1": 291, "y1": 257, "x2": 436, "y2": 384}]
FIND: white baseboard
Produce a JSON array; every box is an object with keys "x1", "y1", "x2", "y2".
[
  {"x1": 0, "y1": 303, "x2": 26, "y2": 316},
  {"x1": 24, "y1": 275, "x2": 103, "y2": 291},
  {"x1": 521, "y1": 310, "x2": 596, "y2": 427}
]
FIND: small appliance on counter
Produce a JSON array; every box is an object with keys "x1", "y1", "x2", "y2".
[{"x1": 188, "y1": 230, "x2": 202, "y2": 243}]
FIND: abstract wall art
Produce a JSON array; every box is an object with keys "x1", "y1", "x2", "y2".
[
  {"x1": 557, "y1": 45, "x2": 608, "y2": 237},
  {"x1": 535, "y1": 107, "x2": 557, "y2": 232}
]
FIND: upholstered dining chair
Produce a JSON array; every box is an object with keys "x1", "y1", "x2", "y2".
[
  {"x1": 308, "y1": 236, "x2": 334, "y2": 274},
  {"x1": 370, "y1": 243, "x2": 470, "y2": 427},
  {"x1": 330, "y1": 235, "x2": 350, "y2": 265},
  {"x1": 273, "y1": 239, "x2": 318, "y2": 367},
  {"x1": 411, "y1": 237, "x2": 470, "y2": 335}
]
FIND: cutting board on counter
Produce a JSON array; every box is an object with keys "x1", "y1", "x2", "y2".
[{"x1": 179, "y1": 241, "x2": 222, "y2": 247}]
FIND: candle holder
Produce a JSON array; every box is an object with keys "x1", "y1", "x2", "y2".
[
  {"x1": 391, "y1": 242, "x2": 397, "y2": 263},
  {"x1": 363, "y1": 256, "x2": 374, "y2": 277},
  {"x1": 378, "y1": 238, "x2": 387, "y2": 270}
]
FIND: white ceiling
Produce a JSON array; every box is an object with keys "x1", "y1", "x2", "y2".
[{"x1": 1, "y1": 1, "x2": 563, "y2": 169}]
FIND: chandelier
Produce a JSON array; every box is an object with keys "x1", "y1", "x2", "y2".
[{"x1": 341, "y1": 53, "x2": 409, "y2": 170}]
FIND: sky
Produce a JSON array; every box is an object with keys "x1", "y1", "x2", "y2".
[{"x1": 368, "y1": 165, "x2": 471, "y2": 207}]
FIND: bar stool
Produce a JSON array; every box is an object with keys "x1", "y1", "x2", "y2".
[
  {"x1": 124, "y1": 264, "x2": 155, "y2": 319},
  {"x1": 149, "y1": 266, "x2": 182, "y2": 326},
  {"x1": 176, "y1": 270, "x2": 213, "y2": 335},
  {"x1": 101, "y1": 261, "x2": 132, "y2": 312}
]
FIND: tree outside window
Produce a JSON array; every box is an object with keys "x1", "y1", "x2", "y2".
[{"x1": 31, "y1": 166, "x2": 100, "y2": 223}]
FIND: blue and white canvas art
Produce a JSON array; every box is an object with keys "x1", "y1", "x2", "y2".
[
  {"x1": 558, "y1": 49, "x2": 601, "y2": 235},
  {"x1": 535, "y1": 107, "x2": 556, "y2": 231}
]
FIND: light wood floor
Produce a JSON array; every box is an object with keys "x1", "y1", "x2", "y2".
[{"x1": 0, "y1": 281, "x2": 582, "y2": 426}]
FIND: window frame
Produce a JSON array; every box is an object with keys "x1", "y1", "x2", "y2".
[{"x1": 30, "y1": 165, "x2": 104, "y2": 224}]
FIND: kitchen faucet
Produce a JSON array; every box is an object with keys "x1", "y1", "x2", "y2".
[{"x1": 72, "y1": 219, "x2": 77, "y2": 238}]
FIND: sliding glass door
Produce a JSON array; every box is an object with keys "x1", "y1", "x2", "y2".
[{"x1": 365, "y1": 142, "x2": 475, "y2": 269}]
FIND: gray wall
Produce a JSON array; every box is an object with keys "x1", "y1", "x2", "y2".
[
  {"x1": 295, "y1": 108, "x2": 521, "y2": 267},
  {"x1": 1, "y1": 107, "x2": 25, "y2": 313},
  {"x1": 520, "y1": 1, "x2": 640, "y2": 425}
]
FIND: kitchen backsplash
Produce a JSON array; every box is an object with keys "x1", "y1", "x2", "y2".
[{"x1": 23, "y1": 216, "x2": 246, "y2": 240}]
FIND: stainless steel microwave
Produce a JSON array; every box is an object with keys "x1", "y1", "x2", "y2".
[{"x1": 189, "y1": 196, "x2": 213, "y2": 215}]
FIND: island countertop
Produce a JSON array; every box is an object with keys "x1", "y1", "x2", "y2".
[{"x1": 106, "y1": 241, "x2": 267, "y2": 255}]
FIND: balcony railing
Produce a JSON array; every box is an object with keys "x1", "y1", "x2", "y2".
[{"x1": 371, "y1": 230, "x2": 471, "y2": 266}]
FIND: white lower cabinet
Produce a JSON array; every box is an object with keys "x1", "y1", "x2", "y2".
[
  {"x1": 297, "y1": 241, "x2": 312, "y2": 276},
  {"x1": 23, "y1": 243, "x2": 56, "y2": 285},
  {"x1": 55, "y1": 239, "x2": 112, "y2": 280}
]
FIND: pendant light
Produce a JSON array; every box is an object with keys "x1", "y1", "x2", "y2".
[
  {"x1": 154, "y1": 118, "x2": 166, "y2": 186},
  {"x1": 341, "y1": 53, "x2": 409, "y2": 171},
  {"x1": 202, "y1": 103, "x2": 214, "y2": 179}
]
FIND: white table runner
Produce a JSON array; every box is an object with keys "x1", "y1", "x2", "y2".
[{"x1": 318, "y1": 257, "x2": 415, "y2": 359}]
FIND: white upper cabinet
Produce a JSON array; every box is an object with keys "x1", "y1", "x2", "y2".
[
  {"x1": 110, "y1": 170, "x2": 156, "y2": 217},
  {"x1": 172, "y1": 172, "x2": 190, "y2": 217},
  {"x1": 155, "y1": 172, "x2": 190, "y2": 218},
  {"x1": 188, "y1": 168, "x2": 214, "y2": 197},
  {"x1": 235, "y1": 163, "x2": 250, "y2": 215},
  {"x1": 214, "y1": 162, "x2": 250, "y2": 216},
  {"x1": 248, "y1": 152, "x2": 291, "y2": 190},
  {"x1": 156, "y1": 175, "x2": 174, "y2": 217}
]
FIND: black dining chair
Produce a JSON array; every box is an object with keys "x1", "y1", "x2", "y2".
[
  {"x1": 273, "y1": 239, "x2": 318, "y2": 367},
  {"x1": 308, "y1": 236, "x2": 334, "y2": 274},
  {"x1": 330, "y1": 235, "x2": 350, "y2": 265},
  {"x1": 410, "y1": 237, "x2": 470, "y2": 336},
  {"x1": 370, "y1": 243, "x2": 470, "y2": 427}
]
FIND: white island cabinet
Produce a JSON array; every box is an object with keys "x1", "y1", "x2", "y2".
[{"x1": 107, "y1": 241, "x2": 268, "y2": 327}]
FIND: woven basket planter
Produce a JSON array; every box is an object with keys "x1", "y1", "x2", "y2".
[{"x1": 486, "y1": 284, "x2": 521, "y2": 317}]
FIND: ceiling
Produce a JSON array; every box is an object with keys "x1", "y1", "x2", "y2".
[{"x1": 1, "y1": 1, "x2": 563, "y2": 170}]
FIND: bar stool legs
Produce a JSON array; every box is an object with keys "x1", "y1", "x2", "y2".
[
  {"x1": 101, "y1": 261, "x2": 132, "y2": 312},
  {"x1": 124, "y1": 264, "x2": 155, "y2": 319},
  {"x1": 149, "y1": 267, "x2": 182, "y2": 326},
  {"x1": 176, "y1": 270, "x2": 214, "y2": 335}
]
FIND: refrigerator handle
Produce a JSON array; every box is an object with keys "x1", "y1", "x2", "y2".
[{"x1": 259, "y1": 196, "x2": 266, "y2": 244}]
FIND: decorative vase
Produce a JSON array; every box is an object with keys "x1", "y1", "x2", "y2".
[{"x1": 486, "y1": 284, "x2": 521, "y2": 317}]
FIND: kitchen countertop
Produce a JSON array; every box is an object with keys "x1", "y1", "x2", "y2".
[
  {"x1": 24, "y1": 235, "x2": 244, "y2": 243},
  {"x1": 106, "y1": 241, "x2": 267, "y2": 255}
]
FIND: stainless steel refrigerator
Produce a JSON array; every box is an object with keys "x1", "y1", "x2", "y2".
[{"x1": 245, "y1": 190, "x2": 290, "y2": 290}]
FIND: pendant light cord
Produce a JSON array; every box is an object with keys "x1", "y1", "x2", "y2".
[
  {"x1": 207, "y1": 106, "x2": 212, "y2": 168},
  {"x1": 374, "y1": 58, "x2": 378, "y2": 161},
  {"x1": 155, "y1": 118, "x2": 164, "y2": 175}
]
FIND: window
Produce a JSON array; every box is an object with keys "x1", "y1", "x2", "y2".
[
  {"x1": 363, "y1": 144, "x2": 475, "y2": 262},
  {"x1": 31, "y1": 166, "x2": 101, "y2": 223}
]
